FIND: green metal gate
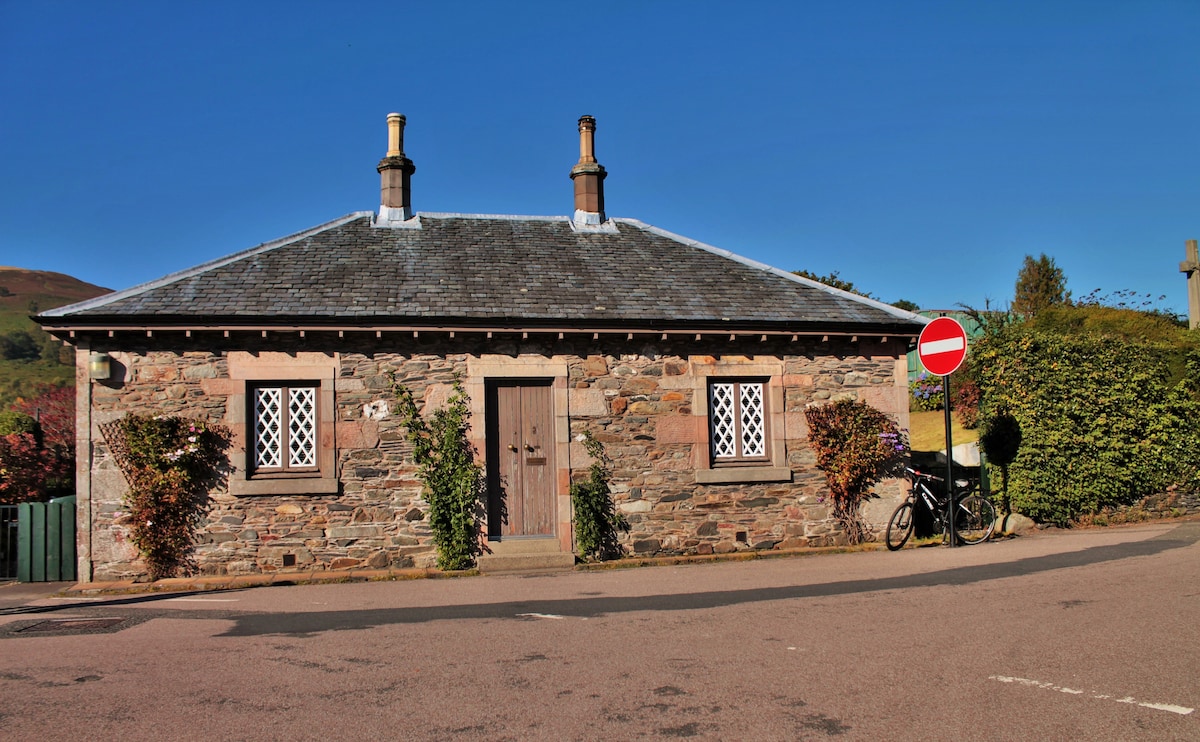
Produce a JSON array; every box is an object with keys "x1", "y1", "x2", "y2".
[{"x1": 16, "y1": 496, "x2": 76, "y2": 582}]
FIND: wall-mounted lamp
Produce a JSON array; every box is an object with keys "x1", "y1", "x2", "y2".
[{"x1": 88, "y1": 351, "x2": 111, "y2": 380}]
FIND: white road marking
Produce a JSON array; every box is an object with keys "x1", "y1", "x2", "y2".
[
  {"x1": 920, "y1": 336, "x2": 965, "y2": 355},
  {"x1": 989, "y1": 675, "x2": 1194, "y2": 716},
  {"x1": 164, "y1": 597, "x2": 240, "y2": 603},
  {"x1": 516, "y1": 612, "x2": 564, "y2": 620}
]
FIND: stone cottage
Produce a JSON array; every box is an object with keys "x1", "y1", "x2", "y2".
[{"x1": 40, "y1": 114, "x2": 925, "y2": 581}]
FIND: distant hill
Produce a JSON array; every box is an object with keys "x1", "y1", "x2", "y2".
[
  {"x1": 0, "y1": 267, "x2": 111, "y2": 333},
  {"x1": 0, "y1": 268, "x2": 111, "y2": 406}
]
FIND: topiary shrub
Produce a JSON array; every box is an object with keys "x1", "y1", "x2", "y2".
[
  {"x1": 392, "y1": 376, "x2": 485, "y2": 571},
  {"x1": 101, "y1": 415, "x2": 231, "y2": 580},
  {"x1": 804, "y1": 399, "x2": 908, "y2": 544},
  {"x1": 979, "y1": 413, "x2": 1021, "y2": 515},
  {"x1": 570, "y1": 431, "x2": 629, "y2": 562}
]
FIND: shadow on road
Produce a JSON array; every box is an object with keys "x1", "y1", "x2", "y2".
[
  {"x1": 0, "y1": 588, "x2": 252, "y2": 617},
  {"x1": 220, "y1": 522, "x2": 1200, "y2": 637}
]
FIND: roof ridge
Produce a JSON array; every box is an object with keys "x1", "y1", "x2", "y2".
[
  {"x1": 39, "y1": 212, "x2": 373, "y2": 317},
  {"x1": 618, "y1": 219, "x2": 928, "y2": 324}
]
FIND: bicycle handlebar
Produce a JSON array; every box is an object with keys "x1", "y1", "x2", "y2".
[
  {"x1": 904, "y1": 466, "x2": 943, "y2": 482},
  {"x1": 906, "y1": 466, "x2": 976, "y2": 495}
]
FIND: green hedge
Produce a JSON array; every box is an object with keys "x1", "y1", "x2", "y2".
[{"x1": 971, "y1": 315, "x2": 1199, "y2": 525}]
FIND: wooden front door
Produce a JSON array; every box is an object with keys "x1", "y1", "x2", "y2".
[{"x1": 486, "y1": 381, "x2": 556, "y2": 539}]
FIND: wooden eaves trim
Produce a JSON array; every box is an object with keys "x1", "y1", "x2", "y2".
[{"x1": 47, "y1": 323, "x2": 921, "y2": 343}]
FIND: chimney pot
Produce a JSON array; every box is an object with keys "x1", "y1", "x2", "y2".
[{"x1": 386, "y1": 112, "x2": 406, "y2": 157}]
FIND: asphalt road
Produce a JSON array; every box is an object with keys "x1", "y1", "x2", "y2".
[{"x1": 1, "y1": 522, "x2": 1198, "y2": 741}]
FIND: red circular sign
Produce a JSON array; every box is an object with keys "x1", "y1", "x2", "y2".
[{"x1": 917, "y1": 316, "x2": 968, "y2": 376}]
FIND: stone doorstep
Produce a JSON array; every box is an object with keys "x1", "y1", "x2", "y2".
[
  {"x1": 482, "y1": 537, "x2": 565, "y2": 555},
  {"x1": 476, "y1": 552, "x2": 578, "y2": 574},
  {"x1": 477, "y1": 537, "x2": 577, "y2": 574}
]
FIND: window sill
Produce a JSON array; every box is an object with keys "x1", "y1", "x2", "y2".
[
  {"x1": 694, "y1": 467, "x2": 792, "y2": 484},
  {"x1": 229, "y1": 476, "x2": 339, "y2": 496}
]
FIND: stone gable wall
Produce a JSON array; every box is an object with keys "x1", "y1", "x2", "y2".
[{"x1": 81, "y1": 334, "x2": 909, "y2": 580}]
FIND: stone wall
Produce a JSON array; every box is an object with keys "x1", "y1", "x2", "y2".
[{"x1": 80, "y1": 333, "x2": 910, "y2": 580}]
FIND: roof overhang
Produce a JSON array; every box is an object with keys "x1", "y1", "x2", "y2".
[{"x1": 39, "y1": 316, "x2": 924, "y2": 344}]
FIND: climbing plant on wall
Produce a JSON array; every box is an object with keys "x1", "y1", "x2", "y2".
[
  {"x1": 570, "y1": 431, "x2": 628, "y2": 561},
  {"x1": 392, "y1": 375, "x2": 485, "y2": 571},
  {"x1": 804, "y1": 399, "x2": 908, "y2": 544},
  {"x1": 101, "y1": 415, "x2": 231, "y2": 581}
]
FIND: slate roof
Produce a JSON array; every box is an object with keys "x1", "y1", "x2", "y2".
[{"x1": 40, "y1": 212, "x2": 925, "y2": 334}]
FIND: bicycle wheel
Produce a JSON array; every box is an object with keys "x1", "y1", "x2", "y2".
[
  {"x1": 953, "y1": 496, "x2": 996, "y2": 545},
  {"x1": 885, "y1": 501, "x2": 915, "y2": 551}
]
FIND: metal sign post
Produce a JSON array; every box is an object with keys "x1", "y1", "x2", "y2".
[
  {"x1": 917, "y1": 316, "x2": 969, "y2": 548},
  {"x1": 943, "y1": 372, "x2": 956, "y2": 546}
]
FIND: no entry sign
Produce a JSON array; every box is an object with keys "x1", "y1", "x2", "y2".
[{"x1": 918, "y1": 316, "x2": 968, "y2": 376}]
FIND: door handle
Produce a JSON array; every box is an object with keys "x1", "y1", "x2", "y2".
[
  {"x1": 508, "y1": 444, "x2": 518, "y2": 452},
  {"x1": 525, "y1": 443, "x2": 535, "y2": 453}
]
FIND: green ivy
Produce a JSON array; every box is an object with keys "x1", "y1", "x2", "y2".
[
  {"x1": 103, "y1": 415, "x2": 231, "y2": 580},
  {"x1": 570, "y1": 431, "x2": 629, "y2": 561},
  {"x1": 804, "y1": 399, "x2": 908, "y2": 544},
  {"x1": 392, "y1": 376, "x2": 485, "y2": 571}
]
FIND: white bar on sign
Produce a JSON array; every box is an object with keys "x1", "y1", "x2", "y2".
[{"x1": 921, "y1": 337, "x2": 965, "y2": 355}]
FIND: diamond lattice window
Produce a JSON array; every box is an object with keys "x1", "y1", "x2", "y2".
[
  {"x1": 709, "y1": 380, "x2": 768, "y2": 462},
  {"x1": 253, "y1": 384, "x2": 319, "y2": 473}
]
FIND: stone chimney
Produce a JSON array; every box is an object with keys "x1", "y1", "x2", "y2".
[
  {"x1": 376, "y1": 113, "x2": 416, "y2": 225},
  {"x1": 570, "y1": 115, "x2": 607, "y2": 225}
]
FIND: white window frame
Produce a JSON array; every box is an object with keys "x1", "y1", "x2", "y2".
[
  {"x1": 251, "y1": 383, "x2": 320, "y2": 475},
  {"x1": 708, "y1": 379, "x2": 770, "y2": 464}
]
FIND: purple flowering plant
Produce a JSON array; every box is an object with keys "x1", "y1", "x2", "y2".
[{"x1": 909, "y1": 372, "x2": 945, "y2": 412}]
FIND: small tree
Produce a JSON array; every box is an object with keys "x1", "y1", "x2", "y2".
[
  {"x1": 0, "y1": 330, "x2": 40, "y2": 361},
  {"x1": 392, "y1": 376, "x2": 485, "y2": 571},
  {"x1": 1012, "y1": 253, "x2": 1070, "y2": 317},
  {"x1": 102, "y1": 415, "x2": 230, "y2": 580},
  {"x1": 0, "y1": 432, "x2": 56, "y2": 505},
  {"x1": 570, "y1": 431, "x2": 628, "y2": 561},
  {"x1": 0, "y1": 384, "x2": 78, "y2": 503},
  {"x1": 793, "y1": 269, "x2": 875, "y2": 298},
  {"x1": 12, "y1": 385, "x2": 74, "y2": 453},
  {"x1": 12, "y1": 385, "x2": 75, "y2": 495},
  {"x1": 804, "y1": 399, "x2": 908, "y2": 544}
]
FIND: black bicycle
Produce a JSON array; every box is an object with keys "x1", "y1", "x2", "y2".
[{"x1": 885, "y1": 466, "x2": 996, "y2": 550}]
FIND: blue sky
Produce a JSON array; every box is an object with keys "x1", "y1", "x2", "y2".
[{"x1": 2, "y1": 1, "x2": 1198, "y2": 314}]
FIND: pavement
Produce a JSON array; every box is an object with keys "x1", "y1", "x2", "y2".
[
  {"x1": 0, "y1": 580, "x2": 76, "y2": 611},
  {"x1": 0, "y1": 546, "x2": 853, "y2": 607},
  {"x1": 0, "y1": 518, "x2": 1190, "y2": 614}
]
